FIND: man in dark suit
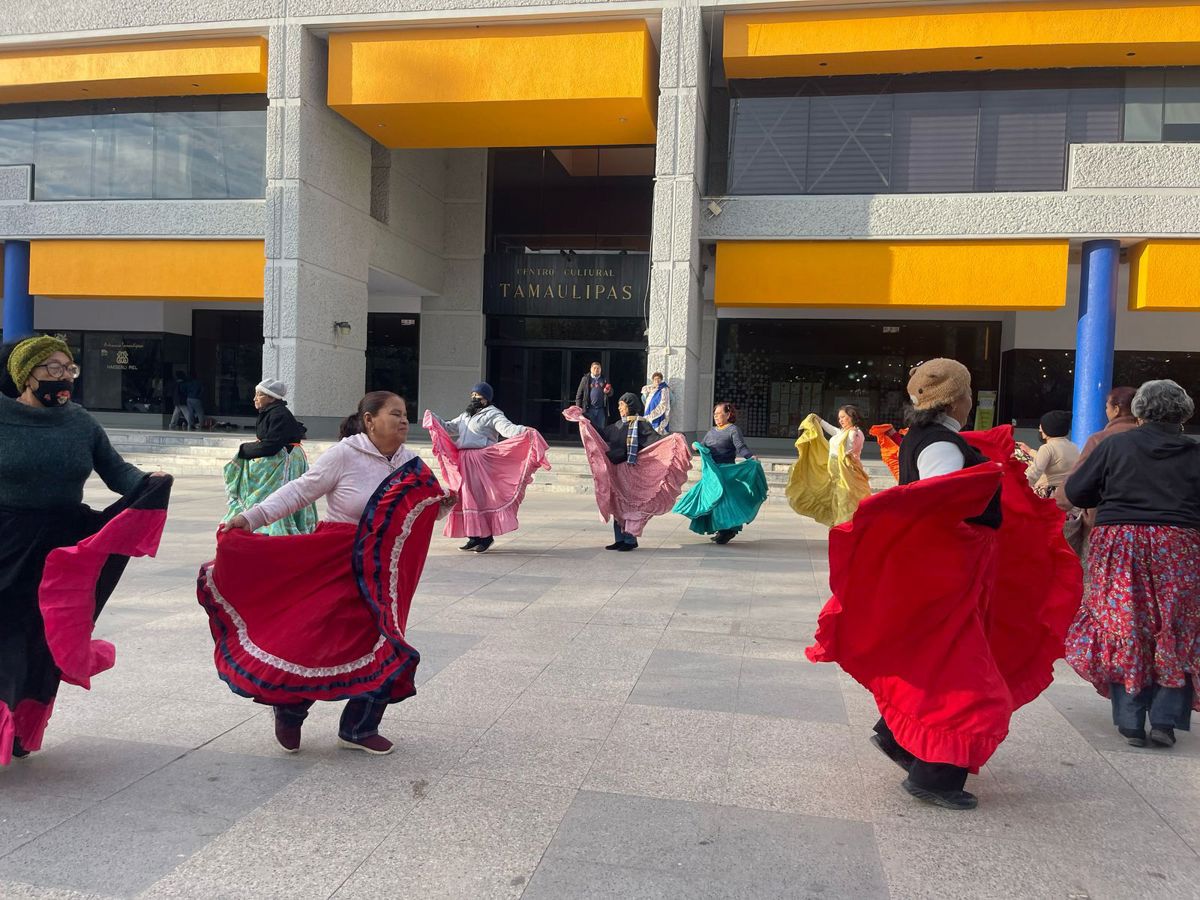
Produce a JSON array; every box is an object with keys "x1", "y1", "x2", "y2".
[{"x1": 575, "y1": 361, "x2": 612, "y2": 432}]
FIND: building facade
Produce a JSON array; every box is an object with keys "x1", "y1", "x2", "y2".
[{"x1": 2, "y1": 1, "x2": 1199, "y2": 445}]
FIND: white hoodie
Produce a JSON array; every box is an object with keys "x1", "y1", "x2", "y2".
[{"x1": 243, "y1": 433, "x2": 429, "y2": 530}]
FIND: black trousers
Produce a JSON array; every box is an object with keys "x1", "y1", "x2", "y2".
[{"x1": 874, "y1": 718, "x2": 969, "y2": 792}]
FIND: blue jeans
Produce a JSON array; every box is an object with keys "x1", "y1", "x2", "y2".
[
  {"x1": 1111, "y1": 680, "x2": 1194, "y2": 732},
  {"x1": 585, "y1": 405, "x2": 607, "y2": 433},
  {"x1": 274, "y1": 698, "x2": 389, "y2": 740},
  {"x1": 613, "y1": 520, "x2": 637, "y2": 547}
]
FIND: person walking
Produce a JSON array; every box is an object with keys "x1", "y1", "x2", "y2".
[
  {"x1": 786, "y1": 405, "x2": 872, "y2": 527},
  {"x1": 641, "y1": 372, "x2": 671, "y2": 435},
  {"x1": 184, "y1": 373, "x2": 205, "y2": 431},
  {"x1": 674, "y1": 401, "x2": 767, "y2": 544},
  {"x1": 575, "y1": 361, "x2": 612, "y2": 433},
  {"x1": 1017, "y1": 410, "x2": 1079, "y2": 498},
  {"x1": 1063, "y1": 379, "x2": 1200, "y2": 749},
  {"x1": 0, "y1": 337, "x2": 172, "y2": 766},
  {"x1": 223, "y1": 379, "x2": 316, "y2": 536},
  {"x1": 208, "y1": 391, "x2": 457, "y2": 756},
  {"x1": 1054, "y1": 387, "x2": 1138, "y2": 558},
  {"x1": 424, "y1": 381, "x2": 549, "y2": 553},
  {"x1": 169, "y1": 371, "x2": 192, "y2": 430}
]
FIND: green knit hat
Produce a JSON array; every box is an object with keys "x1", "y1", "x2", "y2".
[{"x1": 7, "y1": 336, "x2": 73, "y2": 391}]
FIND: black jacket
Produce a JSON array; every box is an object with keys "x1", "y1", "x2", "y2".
[
  {"x1": 602, "y1": 418, "x2": 662, "y2": 464},
  {"x1": 576, "y1": 374, "x2": 611, "y2": 412},
  {"x1": 1065, "y1": 423, "x2": 1200, "y2": 529},
  {"x1": 898, "y1": 423, "x2": 1002, "y2": 529},
  {"x1": 238, "y1": 401, "x2": 307, "y2": 460}
]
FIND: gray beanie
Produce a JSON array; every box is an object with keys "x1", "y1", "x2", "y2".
[{"x1": 256, "y1": 378, "x2": 287, "y2": 401}]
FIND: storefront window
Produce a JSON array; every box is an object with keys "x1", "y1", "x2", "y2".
[
  {"x1": 192, "y1": 310, "x2": 263, "y2": 418},
  {"x1": 715, "y1": 319, "x2": 1001, "y2": 438},
  {"x1": 366, "y1": 314, "x2": 421, "y2": 413},
  {"x1": 0, "y1": 95, "x2": 267, "y2": 200},
  {"x1": 33, "y1": 330, "x2": 188, "y2": 414}
]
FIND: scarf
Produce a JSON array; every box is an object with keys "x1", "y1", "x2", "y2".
[
  {"x1": 624, "y1": 415, "x2": 642, "y2": 465},
  {"x1": 646, "y1": 382, "x2": 670, "y2": 434}
]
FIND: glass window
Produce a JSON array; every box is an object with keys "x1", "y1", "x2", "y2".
[
  {"x1": 716, "y1": 68, "x2": 1192, "y2": 195},
  {"x1": 74, "y1": 333, "x2": 166, "y2": 413},
  {"x1": 191, "y1": 309, "x2": 263, "y2": 418},
  {"x1": 0, "y1": 96, "x2": 267, "y2": 201},
  {"x1": 366, "y1": 313, "x2": 421, "y2": 414},
  {"x1": 715, "y1": 319, "x2": 1001, "y2": 438}
]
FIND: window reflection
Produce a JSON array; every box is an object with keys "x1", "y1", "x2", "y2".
[{"x1": 0, "y1": 95, "x2": 267, "y2": 200}]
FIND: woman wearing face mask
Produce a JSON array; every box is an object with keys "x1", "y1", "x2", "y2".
[
  {"x1": 563, "y1": 392, "x2": 692, "y2": 551},
  {"x1": 674, "y1": 402, "x2": 768, "y2": 545},
  {"x1": 203, "y1": 392, "x2": 457, "y2": 756},
  {"x1": 0, "y1": 337, "x2": 173, "y2": 766},
  {"x1": 424, "y1": 382, "x2": 549, "y2": 554},
  {"x1": 787, "y1": 405, "x2": 872, "y2": 527},
  {"x1": 222, "y1": 379, "x2": 316, "y2": 536}
]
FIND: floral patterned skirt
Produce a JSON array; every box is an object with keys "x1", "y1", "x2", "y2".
[{"x1": 1066, "y1": 524, "x2": 1200, "y2": 709}]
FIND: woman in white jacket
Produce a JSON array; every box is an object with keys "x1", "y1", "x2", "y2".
[
  {"x1": 215, "y1": 391, "x2": 457, "y2": 756},
  {"x1": 425, "y1": 382, "x2": 549, "y2": 553}
]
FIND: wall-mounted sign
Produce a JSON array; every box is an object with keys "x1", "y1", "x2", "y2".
[{"x1": 484, "y1": 252, "x2": 649, "y2": 318}]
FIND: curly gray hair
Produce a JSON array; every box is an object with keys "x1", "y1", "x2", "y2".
[{"x1": 1131, "y1": 379, "x2": 1194, "y2": 425}]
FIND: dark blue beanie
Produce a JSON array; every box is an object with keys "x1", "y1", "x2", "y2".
[{"x1": 471, "y1": 382, "x2": 494, "y2": 403}]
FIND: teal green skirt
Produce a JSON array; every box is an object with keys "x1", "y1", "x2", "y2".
[
  {"x1": 223, "y1": 447, "x2": 318, "y2": 536},
  {"x1": 673, "y1": 446, "x2": 768, "y2": 536}
]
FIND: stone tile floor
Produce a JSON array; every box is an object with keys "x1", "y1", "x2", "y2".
[{"x1": 2, "y1": 474, "x2": 1198, "y2": 899}]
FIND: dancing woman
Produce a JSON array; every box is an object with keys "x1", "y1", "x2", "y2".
[
  {"x1": 223, "y1": 378, "x2": 316, "y2": 536},
  {"x1": 564, "y1": 392, "x2": 691, "y2": 552},
  {"x1": 674, "y1": 402, "x2": 767, "y2": 544},
  {"x1": 1, "y1": 337, "x2": 172, "y2": 766},
  {"x1": 203, "y1": 391, "x2": 456, "y2": 756},
  {"x1": 424, "y1": 381, "x2": 549, "y2": 553},
  {"x1": 786, "y1": 405, "x2": 872, "y2": 527}
]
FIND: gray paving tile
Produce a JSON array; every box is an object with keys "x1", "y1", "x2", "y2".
[
  {"x1": 0, "y1": 789, "x2": 91, "y2": 858},
  {"x1": 2, "y1": 737, "x2": 184, "y2": 802},
  {"x1": 628, "y1": 671, "x2": 739, "y2": 714},
  {"x1": 0, "y1": 796, "x2": 230, "y2": 896},
  {"x1": 450, "y1": 726, "x2": 601, "y2": 788},
  {"x1": 522, "y1": 857, "x2": 716, "y2": 900},
  {"x1": 1043, "y1": 682, "x2": 1200, "y2": 758},
  {"x1": 406, "y1": 628, "x2": 484, "y2": 684}
]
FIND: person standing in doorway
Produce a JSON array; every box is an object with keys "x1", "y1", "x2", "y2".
[
  {"x1": 641, "y1": 372, "x2": 671, "y2": 435},
  {"x1": 575, "y1": 361, "x2": 612, "y2": 434}
]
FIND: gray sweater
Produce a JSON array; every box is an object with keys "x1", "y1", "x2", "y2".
[{"x1": 0, "y1": 396, "x2": 145, "y2": 510}]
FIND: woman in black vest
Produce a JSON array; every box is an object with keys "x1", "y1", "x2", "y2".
[{"x1": 872, "y1": 358, "x2": 1001, "y2": 810}]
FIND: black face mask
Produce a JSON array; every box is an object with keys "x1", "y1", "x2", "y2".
[
  {"x1": 466, "y1": 397, "x2": 487, "y2": 416},
  {"x1": 33, "y1": 378, "x2": 74, "y2": 407}
]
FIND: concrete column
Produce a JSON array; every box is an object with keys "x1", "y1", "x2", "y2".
[
  {"x1": 2, "y1": 240, "x2": 32, "y2": 341},
  {"x1": 649, "y1": 3, "x2": 708, "y2": 435},
  {"x1": 1071, "y1": 240, "x2": 1120, "y2": 446},
  {"x1": 417, "y1": 149, "x2": 487, "y2": 423},
  {"x1": 263, "y1": 25, "x2": 374, "y2": 431}
]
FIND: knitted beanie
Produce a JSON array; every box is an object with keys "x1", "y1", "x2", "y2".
[
  {"x1": 256, "y1": 378, "x2": 287, "y2": 401},
  {"x1": 619, "y1": 392, "x2": 643, "y2": 415},
  {"x1": 471, "y1": 382, "x2": 494, "y2": 403},
  {"x1": 907, "y1": 358, "x2": 972, "y2": 410},
  {"x1": 7, "y1": 336, "x2": 72, "y2": 392}
]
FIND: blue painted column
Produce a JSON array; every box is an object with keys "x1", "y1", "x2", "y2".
[
  {"x1": 1071, "y1": 239, "x2": 1120, "y2": 447},
  {"x1": 2, "y1": 240, "x2": 33, "y2": 342}
]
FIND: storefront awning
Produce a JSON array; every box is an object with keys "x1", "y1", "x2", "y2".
[
  {"x1": 0, "y1": 37, "x2": 268, "y2": 103},
  {"x1": 723, "y1": 2, "x2": 1200, "y2": 79},
  {"x1": 1129, "y1": 240, "x2": 1200, "y2": 310},
  {"x1": 714, "y1": 240, "x2": 1068, "y2": 309},
  {"x1": 29, "y1": 240, "x2": 264, "y2": 302},
  {"x1": 327, "y1": 22, "x2": 658, "y2": 148}
]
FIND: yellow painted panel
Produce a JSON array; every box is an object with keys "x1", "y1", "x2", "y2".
[
  {"x1": 29, "y1": 240, "x2": 264, "y2": 301},
  {"x1": 724, "y1": 3, "x2": 1200, "y2": 78},
  {"x1": 1128, "y1": 240, "x2": 1200, "y2": 310},
  {"x1": 714, "y1": 240, "x2": 1069, "y2": 309},
  {"x1": 0, "y1": 37, "x2": 268, "y2": 103},
  {"x1": 328, "y1": 23, "x2": 657, "y2": 148}
]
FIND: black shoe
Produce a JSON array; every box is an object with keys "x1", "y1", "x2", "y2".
[
  {"x1": 460, "y1": 537, "x2": 482, "y2": 551},
  {"x1": 11, "y1": 738, "x2": 30, "y2": 759},
  {"x1": 471, "y1": 537, "x2": 494, "y2": 553},
  {"x1": 273, "y1": 716, "x2": 302, "y2": 754},
  {"x1": 712, "y1": 530, "x2": 736, "y2": 545},
  {"x1": 605, "y1": 542, "x2": 625, "y2": 550},
  {"x1": 1149, "y1": 727, "x2": 1177, "y2": 748},
  {"x1": 1119, "y1": 727, "x2": 1147, "y2": 747},
  {"x1": 901, "y1": 778, "x2": 978, "y2": 810},
  {"x1": 615, "y1": 542, "x2": 638, "y2": 551},
  {"x1": 870, "y1": 734, "x2": 914, "y2": 772}
]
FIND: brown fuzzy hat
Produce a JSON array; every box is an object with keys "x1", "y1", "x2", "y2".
[{"x1": 907, "y1": 358, "x2": 972, "y2": 410}]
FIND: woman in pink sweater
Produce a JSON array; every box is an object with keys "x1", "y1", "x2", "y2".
[{"x1": 201, "y1": 392, "x2": 456, "y2": 756}]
